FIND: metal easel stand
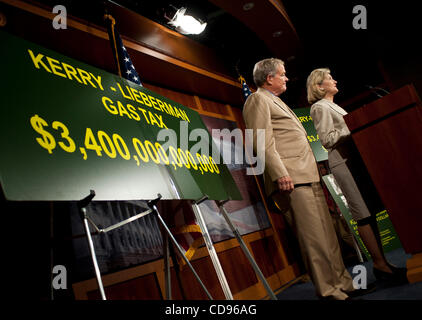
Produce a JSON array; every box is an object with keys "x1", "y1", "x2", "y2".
[
  {"x1": 162, "y1": 231, "x2": 187, "y2": 300},
  {"x1": 350, "y1": 229, "x2": 365, "y2": 263},
  {"x1": 191, "y1": 196, "x2": 234, "y2": 300},
  {"x1": 78, "y1": 191, "x2": 213, "y2": 300},
  {"x1": 215, "y1": 200, "x2": 278, "y2": 300},
  {"x1": 78, "y1": 190, "x2": 106, "y2": 300},
  {"x1": 162, "y1": 232, "x2": 172, "y2": 300},
  {"x1": 337, "y1": 212, "x2": 365, "y2": 263},
  {"x1": 147, "y1": 194, "x2": 213, "y2": 299}
]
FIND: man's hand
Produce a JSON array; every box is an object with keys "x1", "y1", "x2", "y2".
[{"x1": 276, "y1": 176, "x2": 294, "y2": 193}]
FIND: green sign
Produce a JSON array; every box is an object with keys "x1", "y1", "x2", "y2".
[
  {"x1": 0, "y1": 31, "x2": 241, "y2": 201},
  {"x1": 322, "y1": 174, "x2": 402, "y2": 259},
  {"x1": 293, "y1": 107, "x2": 328, "y2": 162}
]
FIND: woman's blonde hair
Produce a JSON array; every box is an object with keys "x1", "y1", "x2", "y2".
[{"x1": 306, "y1": 68, "x2": 331, "y2": 104}]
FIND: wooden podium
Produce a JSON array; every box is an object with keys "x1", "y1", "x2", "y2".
[{"x1": 344, "y1": 84, "x2": 422, "y2": 283}]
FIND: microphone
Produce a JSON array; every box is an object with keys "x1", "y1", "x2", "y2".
[{"x1": 366, "y1": 85, "x2": 390, "y2": 98}]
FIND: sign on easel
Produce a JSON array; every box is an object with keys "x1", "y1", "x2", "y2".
[
  {"x1": 0, "y1": 31, "x2": 241, "y2": 201},
  {"x1": 0, "y1": 31, "x2": 281, "y2": 301}
]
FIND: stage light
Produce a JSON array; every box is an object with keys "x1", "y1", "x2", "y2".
[{"x1": 167, "y1": 7, "x2": 207, "y2": 35}]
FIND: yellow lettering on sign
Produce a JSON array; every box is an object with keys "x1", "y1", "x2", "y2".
[
  {"x1": 139, "y1": 91, "x2": 152, "y2": 107},
  {"x1": 173, "y1": 107, "x2": 182, "y2": 119},
  {"x1": 127, "y1": 104, "x2": 140, "y2": 121},
  {"x1": 28, "y1": 50, "x2": 51, "y2": 73},
  {"x1": 165, "y1": 102, "x2": 175, "y2": 117},
  {"x1": 156, "y1": 98, "x2": 167, "y2": 113},
  {"x1": 179, "y1": 109, "x2": 189, "y2": 122},
  {"x1": 148, "y1": 112, "x2": 160, "y2": 127},
  {"x1": 149, "y1": 95, "x2": 161, "y2": 112},
  {"x1": 102, "y1": 96, "x2": 118, "y2": 115},
  {"x1": 300, "y1": 116, "x2": 313, "y2": 123},
  {"x1": 130, "y1": 88, "x2": 143, "y2": 104},
  {"x1": 62, "y1": 63, "x2": 83, "y2": 84},
  {"x1": 90, "y1": 73, "x2": 104, "y2": 91},
  {"x1": 46, "y1": 56, "x2": 67, "y2": 78},
  {"x1": 117, "y1": 83, "x2": 133, "y2": 100},
  {"x1": 77, "y1": 68, "x2": 96, "y2": 88},
  {"x1": 28, "y1": 49, "x2": 104, "y2": 90},
  {"x1": 155, "y1": 114, "x2": 167, "y2": 129},
  {"x1": 117, "y1": 100, "x2": 132, "y2": 120},
  {"x1": 137, "y1": 107, "x2": 150, "y2": 125}
]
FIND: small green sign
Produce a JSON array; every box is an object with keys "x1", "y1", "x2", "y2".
[
  {"x1": 322, "y1": 174, "x2": 402, "y2": 259},
  {"x1": 293, "y1": 107, "x2": 328, "y2": 162},
  {"x1": 0, "y1": 31, "x2": 241, "y2": 201}
]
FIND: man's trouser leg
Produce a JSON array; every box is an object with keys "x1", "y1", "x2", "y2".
[{"x1": 273, "y1": 183, "x2": 353, "y2": 299}]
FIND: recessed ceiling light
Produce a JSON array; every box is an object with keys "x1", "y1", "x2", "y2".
[
  {"x1": 272, "y1": 30, "x2": 283, "y2": 37},
  {"x1": 243, "y1": 3, "x2": 255, "y2": 11}
]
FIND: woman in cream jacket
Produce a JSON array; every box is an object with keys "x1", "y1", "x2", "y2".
[{"x1": 307, "y1": 68, "x2": 406, "y2": 284}]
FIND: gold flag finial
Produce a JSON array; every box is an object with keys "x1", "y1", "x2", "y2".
[{"x1": 104, "y1": 14, "x2": 116, "y2": 25}]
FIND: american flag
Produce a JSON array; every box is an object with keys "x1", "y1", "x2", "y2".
[
  {"x1": 238, "y1": 75, "x2": 252, "y2": 100},
  {"x1": 105, "y1": 14, "x2": 142, "y2": 86},
  {"x1": 104, "y1": 15, "x2": 203, "y2": 264}
]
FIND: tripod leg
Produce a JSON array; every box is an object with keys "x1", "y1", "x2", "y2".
[
  {"x1": 217, "y1": 202, "x2": 277, "y2": 300},
  {"x1": 162, "y1": 232, "x2": 172, "y2": 300},
  {"x1": 191, "y1": 202, "x2": 234, "y2": 300},
  {"x1": 49, "y1": 202, "x2": 55, "y2": 301},
  {"x1": 351, "y1": 230, "x2": 365, "y2": 263},
  {"x1": 81, "y1": 207, "x2": 106, "y2": 300},
  {"x1": 152, "y1": 206, "x2": 213, "y2": 300},
  {"x1": 168, "y1": 239, "x2": 187, "y2": 299}
]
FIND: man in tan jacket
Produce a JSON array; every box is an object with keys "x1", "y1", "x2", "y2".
[{"x1": 243, "y1": 58, "x2": 356, "y2": 300}]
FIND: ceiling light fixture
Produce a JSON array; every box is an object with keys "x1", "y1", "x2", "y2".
[
  {"x1": 272, "y1": 30, "x2": 283, "y2": 37},
  {"x1": 243, "y1": 3, "x2": 255, "y2": 11},
  {"x1": 167, "y1": 7, "x2": 207, "y2": 35}
]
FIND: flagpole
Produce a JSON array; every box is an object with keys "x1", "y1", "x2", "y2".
[{"x1": 104, "y1": 14, "x2": 122, "y2": 77}]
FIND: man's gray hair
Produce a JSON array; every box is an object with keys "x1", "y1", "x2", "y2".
[{"x1": 253, "y1": 58, "x2": 285, "y2": 87}]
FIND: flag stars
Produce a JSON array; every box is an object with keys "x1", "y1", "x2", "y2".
[{"x1": 112, "y1": 25, "x2": 142, "y2": 85}]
